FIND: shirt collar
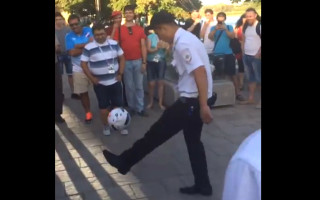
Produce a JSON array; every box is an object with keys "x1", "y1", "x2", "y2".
[
  {"x1": 94, "y1": 39, "x2": 109, "y2": 47},
  {"x1": 173, "y1": 28, "x2": 184, "y2": 45}
]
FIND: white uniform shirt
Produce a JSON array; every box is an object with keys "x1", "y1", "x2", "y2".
[
  {"x1": 222, "y1": 129, "x2": 261, "y2": 200},
  {"x1": 172, "y1": 28, "x2": 213, "y2": 98},
  {"x1": 244, "y1": 21, "x2": 261, "y2": 56}
]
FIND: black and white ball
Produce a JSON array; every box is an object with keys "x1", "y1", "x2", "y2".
[{"x1": 108, "y1": 107, "x2": 131, "y2": 131}]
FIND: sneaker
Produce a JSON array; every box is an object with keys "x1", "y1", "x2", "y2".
[
  {"x1": 120, "y1": 129, "x2": 128, "y2": 135},
  {"x1": 236, "y1": 94, "x2": 246, "y2": 101},
  {"x1": 103, "y1": 126, "x2": 111, "y2": 136},
  {"x1": 55, "y1": 115, "x2": 65, "y2": 123},
  {"x1": 71, "y1": 93, "x2": 80, "y2": 100},
  {"x1": 137, "y1": 110, "x2": 148, "y2": 117},
  {"x1": 85, "y1": 112, "x2": 93, "y2": 124}
]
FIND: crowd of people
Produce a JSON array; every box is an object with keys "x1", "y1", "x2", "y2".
[{"x1": 55, "y1": 5, "x2": 261, "y2": 198}]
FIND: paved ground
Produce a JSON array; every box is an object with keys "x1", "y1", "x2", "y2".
[{"x1": 55, "y1": 75, "x2": 261, "y2": 200}]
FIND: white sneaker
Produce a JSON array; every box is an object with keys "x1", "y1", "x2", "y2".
[
  {"x1": 120, "y1": 129, "x2": 128, "y2": 135},
  {"x1": 103, "y1": 126, "x2": 111, "y2": 136}
]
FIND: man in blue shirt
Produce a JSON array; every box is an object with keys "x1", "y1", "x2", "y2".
[
  {"x1": 208, "y1": 12, "x2": 245, "y2": 102},
  {"x1": 65, "y1": 14, "x2": 94, "y2": 123}
]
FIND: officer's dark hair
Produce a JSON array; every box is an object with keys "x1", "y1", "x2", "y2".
[
  {"x1": 149, "y1": 10, "x2": 177, "y2": 29},
  {"x1": 92, "y1": 23, "x2": 105, "y2": 33},
  {"x1": 124, "y1": 5, "x2": 135, "y2": 12},
  {"x1": 68, "y1": 14, "x2": 80, "y2": 23},
  {"x1": 55, "y1": 12, "x2": 64, "y2": 19},
  {"x1": 204, "y1": 9, "x2": 213, "y2": 15},
  {"x1": 216, "y1": 12, "x2": 227, "y2": 20}
]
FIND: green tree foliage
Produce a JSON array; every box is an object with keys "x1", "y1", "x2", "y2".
[
  {"x1": 109, "y1": 0, "x2": 131, "y2": 11},
  {"x1": 55, "y1": 0, "x2": 81, "y2": 11},
  {"x1": 201, "y1": 1, "x2": 261, "y2": 17},
  {"x1": 55, "y1": 0, "x2": 198, "y2": 22},
  {"x1": 175, "y1": 0, "x2": 202, "y2": 12},
  {"x1": 108, "y1": 0, "x2": 190, "y2": 20},
  {"x1": 230, "y1": 0, "x2": 261, "y2": 3},
  {"x1": 56, "y1": 0, "x2": 112, "y2": 20}
]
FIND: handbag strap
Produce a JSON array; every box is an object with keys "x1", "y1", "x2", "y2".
[{"x1": 213, "y1": 29, "x2": 224, "y2": 51}]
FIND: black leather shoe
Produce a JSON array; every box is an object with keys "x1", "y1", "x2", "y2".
[
  {"x1": 179, "y1": 185, "x2": 212, "y2": 196},
  {"x1": 102, "y1": 150, "x2": 129, "y2": 175}
]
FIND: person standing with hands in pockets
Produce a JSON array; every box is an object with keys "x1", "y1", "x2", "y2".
[
  {"x1": 103, "y1": 10, "x2": 215, "y2": 196},
  {"x1": 81, "y1": 23, "x2": 128, "y2": 136}
]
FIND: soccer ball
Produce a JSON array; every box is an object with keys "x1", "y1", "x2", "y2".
[{"x1": 108, "y1": 107, "x2": 131, "y2": 131}]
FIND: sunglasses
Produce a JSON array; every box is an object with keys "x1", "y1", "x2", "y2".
[
  {"x1": 128, "y1": 26, "x2": 133, "y2": 35},
  {"x1": 69, "y1": 23, "x2": 79, "y2": 27}
]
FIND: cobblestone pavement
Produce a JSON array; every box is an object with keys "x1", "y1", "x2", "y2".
[{"x1": 55, "y1": 75, "x2": 261, "y2": 200}]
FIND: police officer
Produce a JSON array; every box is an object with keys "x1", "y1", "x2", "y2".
[{"x1": 103, "y1": 10, "x2": 215, "y2": 196}]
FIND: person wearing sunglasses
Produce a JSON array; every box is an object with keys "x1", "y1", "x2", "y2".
[
  {"x1": 113, "y1": 5, "x2": 148, "y2": 117},
  {"x1": 65, "y1": 14, "x2": 94, "y2": 124}
]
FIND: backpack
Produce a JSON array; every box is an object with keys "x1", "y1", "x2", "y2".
[
  {"x1": 227, "y1": 25, "x2": 242, "y2": 54},
  {"x1": 243, "y1": 21, "x2": 261, "y2": 38},
  {"x1": 229, "y1": 38, "x2": 242, "y2": 54}
]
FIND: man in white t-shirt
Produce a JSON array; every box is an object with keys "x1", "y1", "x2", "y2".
[
  {"x1": 222, "y1": 129, "x2": 261, "y2": 200},
  {"x1": 200, "y1": 9, "x2": 216, "y2": 56},
  {"x1": 241, "y1": 8, "x2": 261, "y2": 108}
]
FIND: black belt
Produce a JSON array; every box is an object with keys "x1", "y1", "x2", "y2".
[
  {"x1": 178, "y1": 97, "x2": 198, "y2": 104},
  {"x1": 178, "y1": 92, "x2": 217, "y2": 109}
]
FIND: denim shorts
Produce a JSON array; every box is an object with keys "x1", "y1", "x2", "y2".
[
  {"x1": 57, "y1": 53, "x2": 73, "y2": 75},
  {"x1": 146, "y1": 60, "x2": 167, "y2": 82},
  {"x1": 93, "y1": 81, "x2": 123, "y2": 109},
  {"x1": 243, "y1": 54, "x2": 261, "y2": 83}
]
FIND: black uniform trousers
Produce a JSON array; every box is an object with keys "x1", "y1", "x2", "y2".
[
  {"x1": 55, "y1": 62, "x2": 63, "y2": 117},
  {"x1": 119, "y1": 97, "x2": 211, "y2": 187}
]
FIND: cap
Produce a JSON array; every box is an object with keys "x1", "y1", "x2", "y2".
[
  {"x1": 111, "y1": 11, "x2": 122, "y2": 18},
  {"x1": 149, "y1": 10, "x2": 175, "y2": 29}
]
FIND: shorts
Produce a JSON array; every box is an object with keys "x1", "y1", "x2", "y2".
[
  {"x1": 146, "y1": 60, "x2": 167, "y2": 82},
  {"x1": 212, "y1": 54, "x2": 236, "y2": 76},
  {"x1": 57, "y1": 53, "x2": 73, "y2": 75},
  {"x1": 73, "y1": 72, "x2": 92, "y2": 94},
  {"x1": 93, "y1": 81, "x2": 123, "y2": 109},
  {"x1": 243, "y1": 54, "x2": 261, "y2": 83}
]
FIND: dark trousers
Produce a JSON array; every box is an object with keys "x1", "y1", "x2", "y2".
[
  {"x1": 119, "y1": 97, "x2": 211, "y2": 187},
  {"x1": 55, "y1": 62, "x2": 63, "y2": 116}
]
